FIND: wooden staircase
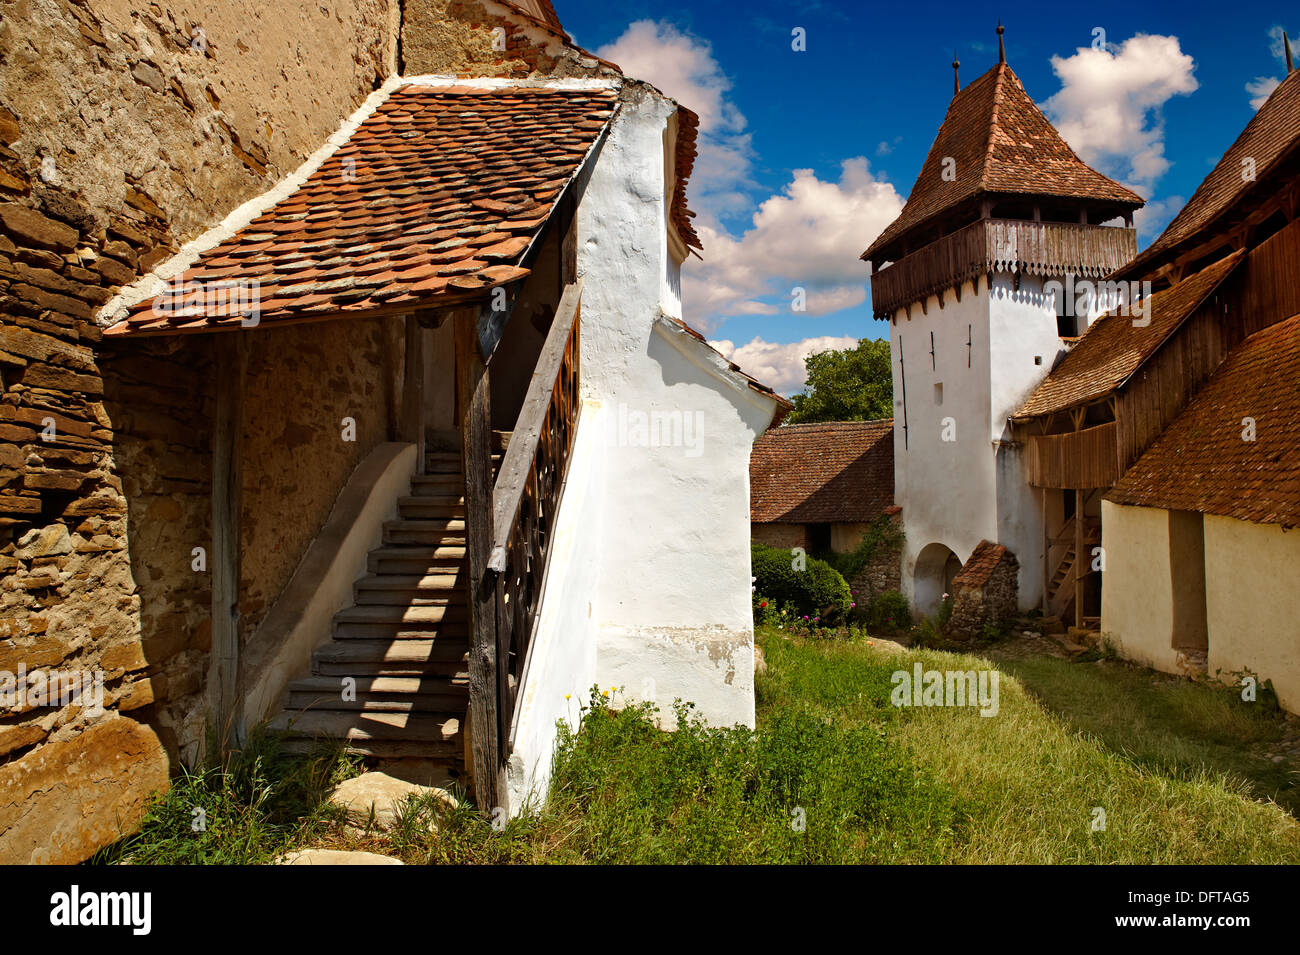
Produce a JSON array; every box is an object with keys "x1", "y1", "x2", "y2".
[{"x1": 269, "y1": 449, "x2": 473, "y2": 765}]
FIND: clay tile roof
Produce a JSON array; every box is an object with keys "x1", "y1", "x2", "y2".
[
  {"x1": 952, "y1": 540, "x2": 1011, "y2": 588},
  {"x1": 672, "y1": 108, "x2": 703, "y2": 254},
  {"x1": 1013, "y1": 249, "x2": 1245, "y2": 419},
  {"x1": 1105, "y1": 311, "x2": 1300, "y2": 527},
  {"x1": 1122, "y1": 70, "x2": 1300, "y2": 278},
  {"x1": 863, "y1": 63, "x2": 1143, "y2": 263},
  {"x1": 664, "y1": 315, "x2": 790, "y2": 408},
  {"x1": 106, "y1": 84, "x2": 617, "y2": 335},
  {"x1": 750, "y1": 419, "x2": 894, "y2": 524}
]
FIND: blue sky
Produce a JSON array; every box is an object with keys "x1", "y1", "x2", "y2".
[{"x1": 557, "y1": 0, "x2": 1296, "y2": 393}]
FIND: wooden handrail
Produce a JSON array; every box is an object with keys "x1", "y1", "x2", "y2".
[
  {"x1": 489, "y1": 279, "x2": 583, "y2": 569},
  {"x1": 483, "y1": 279, "x2": 583, "y2": 761}
]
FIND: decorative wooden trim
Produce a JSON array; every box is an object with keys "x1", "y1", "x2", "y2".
[{"x1": 869, "y1": 218, "x2": 1137, "y2": 318}]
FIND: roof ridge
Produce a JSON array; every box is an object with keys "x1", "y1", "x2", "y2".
[{"x1": 979, "y1": 62, "x2": 1009, "y2": 192}]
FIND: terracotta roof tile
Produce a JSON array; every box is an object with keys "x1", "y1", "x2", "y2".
[
  {"x1": 863, "y1": 63, "x2": 1143, "y2": 263},
  {"x1": 1013, "y1": 250, "x2": 1245, "y2": 419},
  {"x1": 1106, "y1": 312, "x2": 1300, "y2": 527},
  {"x1": 1122, "y1": 70, "x2": 1300, "y2": 277},
  {"x1": 663, "y1": 315, "x2": 790, "y2": 408},
  {"x1": 952, "y1": 540, "x2": 1011, "y2": 588},
  {"x1": 750, "y1": 419, "x2": 894, "y2": 524},
  {"x1": 106, "y1": 85, "x2": 617, "y2": 335}
]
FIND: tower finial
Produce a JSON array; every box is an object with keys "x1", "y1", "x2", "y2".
[
  {"x1": 1286, "y1": 30, "x2": 1295, "y2": 73},
  {"x1": 997, "y1": 19, "x2": 1005, "y2": 64},
  {"x1": 953, "y1": 51, "x2": 960, "y2": 95}
]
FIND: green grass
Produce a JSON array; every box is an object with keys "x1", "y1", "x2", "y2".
[
  {"x1": 991, "y1": 652, "x2": 1300, "y2": 815},
  {"x1": 91, "y1": 731, "x2": 363, "y2": 865},
  {"x1": 94, "y1": 629, "x2": 1300, "y2": 864}
]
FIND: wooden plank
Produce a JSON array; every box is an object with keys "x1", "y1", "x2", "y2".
[
  {"x1": 211, "y1": 331, "x2": 246, "y2": 752},
  {"x1": 456, "y1": 307, "x2": 504, "y2": 813},
  {"x1": 1074, "y1": 488, "x2": 1084, "y2": 628},
  {"x1": 399, "y1": 314, "x2": 425, "y2": 463}
]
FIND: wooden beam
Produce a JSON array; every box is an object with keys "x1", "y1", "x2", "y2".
[
  {"x1": 456, "y1": 307, "x2": 504, "y2": 814},
  {"x1": 1074, "y1": 488, "x2": 1084, "y2": 629},
  {"x1": 211, "y1": 331, "x2": 246, "y2": 753},
  {"x1": 1040, "y1": 487, "x2": 1049, "y2": 616},
  {"x1": 399, "y1": 314, "x2": 425, "y2": 464}
]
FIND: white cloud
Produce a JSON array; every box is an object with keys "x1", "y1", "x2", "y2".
[
  {"x1": 683, "y1": 158, "x2": 904, "y2": 331},
  {"x1": 1244, "y1": 26, "x2": 1296, "y2": 110},
  {"x1": 1247, "y1": 76, "x2": 1281, "y2": 110},
  {"x1": 596, "y1": 21, "x2": 756, "y2": 217},
  {"x1": 709, "y1": 335, "x2": 860, "y2": 395},
  {"x1": 1044, "y1": 34, "x2": 1197, "y2": 196}
]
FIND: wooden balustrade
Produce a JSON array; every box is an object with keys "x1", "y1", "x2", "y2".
[
  {"x1": 1025, "y1": 421, "x2": 1120, "y2": 490},
  {"x1": 471, "y1": 279, "x2": 582, "y2": 809},
  {"x1": 870, "y1": 218, "x2": 1138, "y2": 318}
]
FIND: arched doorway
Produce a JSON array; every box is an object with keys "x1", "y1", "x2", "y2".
[{"x1": 914, "y1": 542, "x2": 962, "y2": 617}]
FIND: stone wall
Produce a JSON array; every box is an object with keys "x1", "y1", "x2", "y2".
[
  {"x1": 239, "y1": 318, "x2": 399, "y2": 642},
  {"x1": 402, "y1": 0, "x2": 610, "y2": 77},
  {"x1": 752, "y1": 522, "x2": 806, "y2": 551},
  {"x1": 947, "y1": 541, "x2": 1019, "y2": 640},
  {"x1": 0, "y1": 0, "x2": 399, "y2": 863}
]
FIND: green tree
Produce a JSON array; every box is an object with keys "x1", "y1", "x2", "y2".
[{"x1": 786, "y1": 337, "x2": 893, "y2": 423}]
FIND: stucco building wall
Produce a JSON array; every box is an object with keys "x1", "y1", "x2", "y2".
[
  {"x1": 578, "y1": 84, "x2": 771, "y2": 729},
  {"x1": 1100, "y1": 500, "x2": 1185, "y2": 675},
  {"x1": 1204, "y1": 514, "x2": 1300, "y2": 711}
]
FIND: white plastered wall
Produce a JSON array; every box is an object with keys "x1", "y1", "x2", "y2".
[
  {"x1": 1099, "y1": 500, "x2": 1181, "y2": 673},
  {"x1": 890, "y1": 272, "x2": 1066, "y2": 613},
  {"x1": 574, "y1": 83, "x2": 775, "y2": 730},
  {"x1": 1204, "y1": 514, "x2": 1300, "y2": 712}
]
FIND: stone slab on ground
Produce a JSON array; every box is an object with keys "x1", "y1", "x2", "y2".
[
  {"x1": 278, "y1": 849, "x2": 403, "y2": 865},
  {"x1": 0, "y1": 717, "x2": 169, "y2": 864},
  {"x1": 329, "y1": 770, "x2": 457, "y2": 829}
]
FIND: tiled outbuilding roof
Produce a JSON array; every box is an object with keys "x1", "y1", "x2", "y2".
[
  {"x1": 1106, "y1": 311, "x2": 1300, "y2": 528},
  {"x1": 104, "y1": 82, "x2": 618, "y2": 335},
  {"x1": 863, "y1": 62, "x2": 1142, "y2": 263},
  {"x1": 952, "y1": 540, "x2": 1011, "y2": 588},
  {"x1": 750, "y1": 419, "x2": 894, "y2": 524},
  {"x1": 1120, "y1": 70, "x2": 1300, "y2": 279},
  {"x1": 1013, "y1": 249, "x2": 1245, "y2": 420}
]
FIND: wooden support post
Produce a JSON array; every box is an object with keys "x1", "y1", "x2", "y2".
[
  {"x1": 211, "y1": 331, "x2": 246, "y2": 754},
  {"x1": 1040, "y1": 487, "x2": 1049, "y2": 616},
  {"x1": 1074, "y1": 488, "x2": 1085, "y2": 629},
  {"x1": 399, "y1": 313, "x2": 425, "y2": 467},
  {"x1": 455, "y1": 308, "x2": 504, "y2": 814}
]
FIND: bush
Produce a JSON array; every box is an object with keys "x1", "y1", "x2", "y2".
[
  {"x1": 867, "y1": 590, "x2": 911, "y2": 632},
  {"x1": 751, "y1": 542, "x2": 851, "y2": 622}
]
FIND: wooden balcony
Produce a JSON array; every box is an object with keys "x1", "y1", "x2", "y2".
[
  {"x1": 870, "y1": 218, "x2": 1138, "y2": 318},
  {"x1": 1025, "y1": 421, "x2": 1120, "y2": 490}
]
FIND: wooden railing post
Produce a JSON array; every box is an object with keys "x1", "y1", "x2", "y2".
[{"x1": 456, "y1": 307, "x2": 504, "y2": 814}]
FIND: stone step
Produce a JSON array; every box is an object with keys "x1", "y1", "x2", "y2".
[
  {"x1": 335, "y1": 603, "x2": 465, "y2": 627},
  {"x1": 366, "y1": 546, "x2": 466, "y2": 576},
  {"x1": 269, "y1": 710, "x2": 462, "y2": 745},
  {"x1": 413, "y1": 472, "x2": 465, "y2": 488},
  {"x1": 332, "y1": 620, "x2": 469, "y2": 640},
  {"x1": 313, "y1": 660, "x2": 470, "y2": 678},
  {"x1": 354, "y1": 575, "x2": 465, "y2": 607},
  {"x1": 397, "y1": 497, "x2": 466, "y2": 520},
  {"x1": 424, "y1": 452, "x2": 464, "y2": 475},
  {"x1": 279, "y1": 737, "x2": 462, "y2": 760},
  {"x1": 314, "y1": 638, "x2": 468, "y2": 666},
  {"x1": 285, "y1": 675, "x2": 468, "y2": 713},
  {"x1": 383, "y1": 519, "x2": 466, "y2": 546}
]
